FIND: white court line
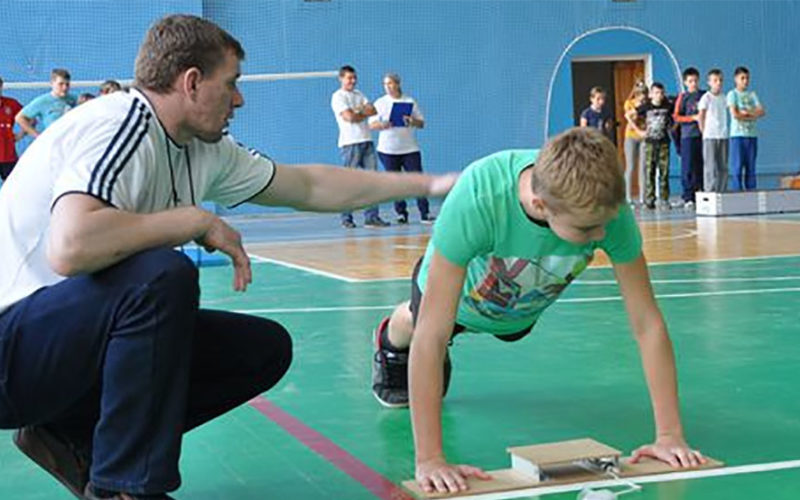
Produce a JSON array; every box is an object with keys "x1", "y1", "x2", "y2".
[
  {"x1": 448, "y1": 459, "x2": 800, "y2": 500},
  {"x1": 249, "y1": 253, "x2": 800, "y2": 283},
  {"x1": 232, "y1": 286, "x2": 800, "y2": 315},
  {"x1": 727, "y1": 216, "x2": 800, "y2": 225},
  {"x1": 247, "y1": 255, "x2": 364, "y2": 282},
  {"x1": 646, "y1": 229, "x2": 698, "y2": 242},
  {"x1": 645, "y1": 253, "x2": 800, "y2": 268},
  {"x1": 576, "y1": 275, "x2": 800, "y2": 285}
]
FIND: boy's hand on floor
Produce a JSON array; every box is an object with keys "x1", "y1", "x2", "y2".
[
  {"x1": 630, "y1": 435, "x2": 707, "y2": 468},
  {"x1": 415, "y1": 457, "x2": 491, "y2": 494}
]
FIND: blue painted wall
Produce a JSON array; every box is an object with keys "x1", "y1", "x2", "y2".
[{"x1": 2, "y1": 0, "x2": 799, "y2": 210}]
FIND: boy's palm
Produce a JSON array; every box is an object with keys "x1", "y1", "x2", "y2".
[
  {"x1": 630, "y1": 436, "x2": 706, "y2": 468},
  {"x1": 416, "y1": 458, "x2": 491, "y2": 494}
]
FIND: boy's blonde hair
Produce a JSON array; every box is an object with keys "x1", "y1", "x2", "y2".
[
  {"x1": 589, "y1": 86, "x2": 606, "y2": 98},
  {"x1": 531, "y1": 127, "x2": 624, "y2": 212}
]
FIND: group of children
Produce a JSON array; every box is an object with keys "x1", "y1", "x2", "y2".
[{"x1": 581, "y1": 66, "x2": 765, "y2": 210}]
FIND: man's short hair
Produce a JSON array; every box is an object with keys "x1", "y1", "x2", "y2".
[
  {"x1": 339, "y1": 65, "x2": 356, "y2": 77},
  {"x1": 708, "y1": 68, "x2": 723, "y2": 78},
  {"x1": 651, "y1": 82, "x2": 665, "y2": 91},
  {"x1": 531, "y1": 128, "x2": 624, "y2": 212},
  {"x1": 51, "y1": 69, "x2": 71, "y2": 81},
  {"x1": 134, "y1": 14, "x2": 245, "y2": 94},
  {"x1": 100, "y1": 80, "x2": 122, "y2": 94},
  {"x1": 682, "y1": 67, "x2": 700, "y2": 79},
  {"x1": 734, "y1": 66, "x2": 750, "y2": 77},
  {"x1": 589, "y1": 86, "x2": 606, "y2": 98}
]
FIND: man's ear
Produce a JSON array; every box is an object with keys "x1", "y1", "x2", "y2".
[{"x1": 183, "y1": 67, "x2": 203, "y2": 99}]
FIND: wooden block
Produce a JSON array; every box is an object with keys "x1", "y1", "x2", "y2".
[
  {"x1": 507, "y1": 438, "x2": 621, "y2": 466},
  {"x1": 401, "y1": 455, "x2": 724, "y2": 499},
  {"x1": 619, "y1": 455, "x2": 725, "y2": 477}
]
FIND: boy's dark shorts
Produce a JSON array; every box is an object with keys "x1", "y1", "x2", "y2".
[{"x1": 409, "y1": 257, "x2": 534, "y2": 342}]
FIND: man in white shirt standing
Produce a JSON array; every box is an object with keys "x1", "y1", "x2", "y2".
[
  {"x1": 370, "y1": 73, "x2": 433, "y2": 225},
  {"x1": 0, "y1": 15, "x2": 454, "y2": 500},
  {"x1": 331, "y1": 65, "x2": 389, "y2": 228}
]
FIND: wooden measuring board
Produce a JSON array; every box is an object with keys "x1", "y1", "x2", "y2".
[{"x1": 402, "y1": 438, "x2": 724, "y2": 499}]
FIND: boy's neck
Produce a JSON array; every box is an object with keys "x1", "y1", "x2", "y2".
[
  {"x1": 590, "y1": 104, "x2": 602, "y2": 111},
  {"x1": 517, "y1": 166, "x2": 550, "y2": 227},
  {"x1": 736, "y1": 86, "x2": 748, "y2": 92}
]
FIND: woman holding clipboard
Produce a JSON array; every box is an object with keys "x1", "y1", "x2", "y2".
[{"x1": 370, "y1": 73, "x2": 434, "y2": 224}]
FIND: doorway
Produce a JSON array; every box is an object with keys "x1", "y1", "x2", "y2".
[{"x1": 571, "y1": 56, "x2": 646, "y2": 195}]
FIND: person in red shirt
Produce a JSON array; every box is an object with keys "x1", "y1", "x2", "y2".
[{"x1": 0, "y1": 76, "x2": 24, "y2": 181}]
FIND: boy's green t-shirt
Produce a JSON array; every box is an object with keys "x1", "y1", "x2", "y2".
[{"x1": 417, "y1": 149, "x2": 642, "y2": 335}]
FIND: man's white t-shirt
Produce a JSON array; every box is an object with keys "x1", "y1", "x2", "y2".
[
  {"x1": 697, "y1": 91, "x2": 729, "y2": 139},
  {"x1": 330, "y1": 88, "x2": 372, "y2": 148},
  {"x1": 370, "y1": 94, "x2": 424, "y2": 155},
  {"x1": 0, "y1": 88, "x2": 276, "y2": 314}
]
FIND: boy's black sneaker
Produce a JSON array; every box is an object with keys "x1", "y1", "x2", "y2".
[{"x1": 371, "y1": 317, "x2": 451, "y2": 408}]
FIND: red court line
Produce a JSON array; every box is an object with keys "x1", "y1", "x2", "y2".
[{"x1": 249, "y1": 396, "x2": 414, "y2": 500}]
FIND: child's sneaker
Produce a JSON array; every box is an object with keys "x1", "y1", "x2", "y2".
[
  {"x1": 371, "y1": 318, "x2": 452, "y2": 408},
  {"x1": 396, "y1": 214, "x2": 409, "y2": 225},
  {"x1": 420, "y1": 214, "x2": 436, "y2": 225},
  {"x1": 372, "y1": 318, "x2": 410, "y2": 408}
]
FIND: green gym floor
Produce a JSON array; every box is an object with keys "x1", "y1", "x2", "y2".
[{"x1": 1, "y1": 215, "x2": 799, "y2": 499}]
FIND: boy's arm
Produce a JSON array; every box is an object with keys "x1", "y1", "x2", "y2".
[
  {"x1": 412, "y1": 250, "x2": 491, "y2": 494},
  {"x1": 613, "y1": 253, "x2": 706, "y2": 468},
  {"x1": 697, "y1": 108, "x2": 706, "y2": 134},
  {"x1": 672, "y1": 93, "x2": 697, "y2": 123},
  {"x1": 625, "y1": 108, "x2": 646, "y2": 135},
  {"x1": 15, "y1": 111, "x2": 39, "y2": 138},
  {"x1": 579, "y1": 116, "x2": 588, "y2": 127}
]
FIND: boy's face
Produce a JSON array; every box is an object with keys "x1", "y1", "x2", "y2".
[
  {"x1": 51, "y1": 76, "x2": 70, "y2": 98},
  {"x1": 708, "y1": 74, "x2": 723, "y2": 93},
  {"x1": 545, "y1": 203, "x2": 616, "y2": 245},
  {"x1": 735, "y1": 72, "x2": 749, "y2": 90},
  {"x1": 339, "y1": 71, "x2": 357, "y2": 91},
  {"x1": 684, "y1": 74, "x2": 699, "y2": 92},
  {"x1": 591, "y1": 93, "x2": 606, "y2": 109},
  {"x1": 650, "y1": 87, "x2": 664, "y2": 103}
]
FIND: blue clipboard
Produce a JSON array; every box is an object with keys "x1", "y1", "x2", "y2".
[{"x1": 389, "y1": 102, "x2": 414, "y2": 127}]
